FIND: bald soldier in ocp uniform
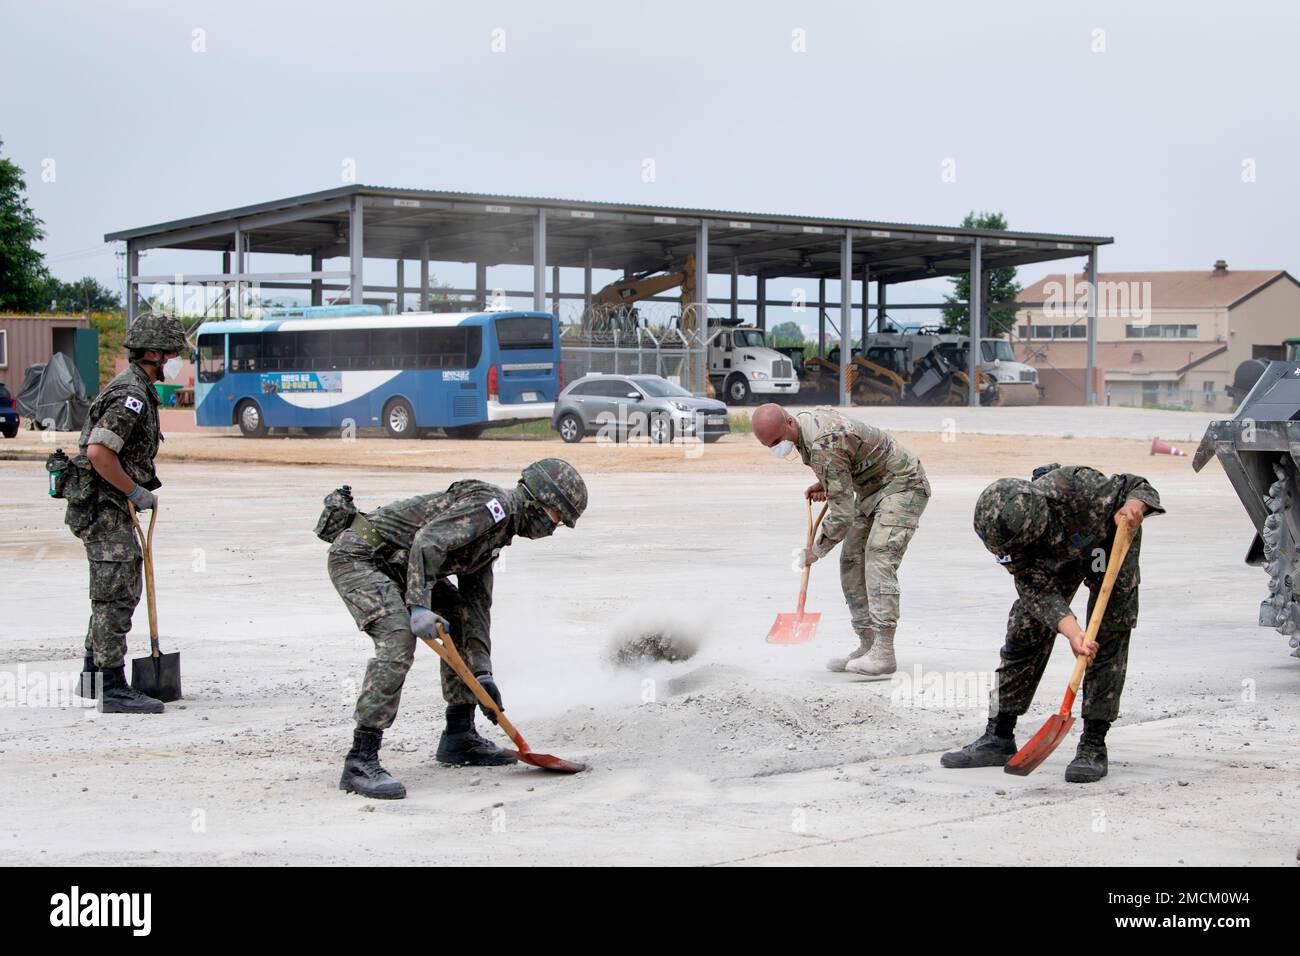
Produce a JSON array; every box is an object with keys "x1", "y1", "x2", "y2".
[{"x1": 753, "y1": 403, "x2": 930, "y2": 678}]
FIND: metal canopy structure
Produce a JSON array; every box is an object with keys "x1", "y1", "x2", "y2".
[{"x1": 107, "y1": 185, "x2": 1112, "y2": 405}]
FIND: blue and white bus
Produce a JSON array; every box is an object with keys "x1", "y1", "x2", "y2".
[{"x1": 194, "y1": 308, "x2": 561, "y2": 438}]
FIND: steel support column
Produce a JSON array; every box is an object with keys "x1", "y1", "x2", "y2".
[
  {"x1": 233, "y1": 227, "x2": 244, "y2": 320},
  {"x1": 839, "y1": 231, "x2": 852, "y2": 407},
  {"x1": 817, "y1": 278, "x2": 826, "y2": 358},
  {"x1": 221, "y1": 250, "x2": 231, "y2": 319},
  {"x1": 420, "y1": 242, "x2": 430, "y2": 310},
  {"x1": 348, "y1": 197, "x2": 363, "y2": 308},
  {"x1": 695, "y1": 219, "x2": 709, "y2": 396},
  {"x1": 583, "y1": 249, "x2": 593, "y2": 309},
  {"x1": 475, "y1": 262, "x2": 488, "y2": 310},
  {"x1": 532, "y1": 208, "x2": 546, "y2": 312},
  {"x1": 395, "y1": 259, "x2": 404, "y2": 314},
  {"x1": 730, "y1": 257, "x2": 739, "y2": 322},
  {"x1": 968, "y1": 239, "x2": 982, "y2": 407},
  {"x1": 1086, "y1": 249, "x2": 1098, "y2": 406},
  {"x1": 552, "y1": 265, "x2": 560, "y2": 318},
  {"x1": 877, "y1": 279, "x2": 887, "y2": 333},
  {"x1": 310, "y1": 253, "x2": 323, "y2": 306},
  {"x1": 756, "y1": 276, "x2": 767, "y2": 331},
  {"x1": 126, "y1": 242, "x2": 139, "y2": 326}
]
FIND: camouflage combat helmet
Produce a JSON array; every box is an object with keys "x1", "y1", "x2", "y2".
[
  {"x1": 520, "y1": 458, "x2": 587, "y2": 527},
  {"x1": 973, "y1": 477, "x2": 1049, "y2": 555},
  {"x1": 124, "y1": 312, "x2": 187, "y2": 353}
]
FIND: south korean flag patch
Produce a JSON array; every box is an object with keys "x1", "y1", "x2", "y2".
[
  {"x1": 994, "y1": 552, "x2": 1013, "y2": 566},
  {"x1": 484, "y1": 497, "x2": 507, "y2": 524},
  {"x1": 123, "y1": 395, "x2": 144, "y2": 414}
]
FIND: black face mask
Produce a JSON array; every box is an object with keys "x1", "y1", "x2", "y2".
[{"x1": 517, "y1": 505, "x2": 557, "y2": 539}]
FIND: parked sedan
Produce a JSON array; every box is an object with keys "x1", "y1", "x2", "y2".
[
  {"x1": 553, "y1": 373, "x2": 730, "y2": 444},
  {"x1": 0, "y1": 383, "x2": 19, "y2": 438}
]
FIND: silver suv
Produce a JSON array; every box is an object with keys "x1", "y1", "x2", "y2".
[{"x1": 553, "y1": 373, "x2": 730, "y2": 444}]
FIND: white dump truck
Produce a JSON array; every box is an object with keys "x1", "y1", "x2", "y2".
[{"x1": 707, "y1": 324, "x2": 801, "y2": 404}]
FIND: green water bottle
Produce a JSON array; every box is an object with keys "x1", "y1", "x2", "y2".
[{"x1": 46, "y1": 448, "x2": 70, "y2": 498}]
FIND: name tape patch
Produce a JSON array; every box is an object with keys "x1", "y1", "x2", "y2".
[
  {"x1": 123, "y1": 396, "x2": 144, "y2": 414},
  {"x1": 485, "y1": 498, "x2": 506, "y2": 523},
  {"x1": 994, "y1": 553, "x2": 1013, "y2": 565}
]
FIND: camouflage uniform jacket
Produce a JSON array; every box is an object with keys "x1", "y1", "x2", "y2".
[
  {"x1": 795, "y1": 407, "x2": 930, "y2": 558},
  {"x1": 359, "y1": 480, "x2": 522, "y2": 609},
  {"x1": 68, "y1": 363, "x2": 162, "y2": 553},
  {"x1": 1000, "y1": 465, "x2": 1164, "y2": 629}
]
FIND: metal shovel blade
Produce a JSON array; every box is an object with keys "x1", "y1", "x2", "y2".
[
  {"x1": 131, "y1": 651, "x2": 182, "y2": 702},
  {"x1": 766, "y1": 611, "x2": 820, "y2": 645},
  {"x1": 1003, "y1": 713, "x2": 1074, "y2": 776},
  {"x1": 504, "y1": 748, "x2": 588, "y2": 774}
]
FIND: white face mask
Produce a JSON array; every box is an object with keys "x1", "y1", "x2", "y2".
[
  {"x1": 769, "y1": 439, "x2": 795, "y2": 460},
  {"x1": 162, "y1": 356, "x2": 183, "y2": 381}
]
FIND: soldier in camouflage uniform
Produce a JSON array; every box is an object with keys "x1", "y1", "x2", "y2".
[
  {"x1": 753, "y1": 403, "x2": 930, "y2": 679},
  {"x1": 329, "y1": 458, "x2": 588, "y2": 799},
  {"x1": 941, "y1": 464, "x2": 1163, "y2": 782},
  {"x1": 67, "y1": 313, "x2": 188, "y2": 714}
]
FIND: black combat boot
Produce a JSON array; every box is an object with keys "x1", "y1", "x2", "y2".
[
  {"x1": 339, "y1": 727, "x2": 407, "y2": 799},
  {"x1": 77, "y1": 654, "x2": 99, "y2": 699},
  {"x1": 436, "y1": 704, "x2": 517, "y2": 767},
  {"x1": 98, "y1": 666, "x2": 164, "y2": 714},
  {"x1": 941, "y1": 717, "x2": 1017, "y2": 768},
  {"x1": 1065, "y1": 722, "x2": 1109, "y2": 783}
]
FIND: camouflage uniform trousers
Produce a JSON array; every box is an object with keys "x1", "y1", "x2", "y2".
[
  {"x1": 328, "y1": 530, "x2": 493, "y2": 730},
  {"x1": 991, "y1": 530, "x2": 1142, "y2": 724},
  {"x1": 76, "y1": 503, "x2": 143, "y2": 669},
  {"x1": 839, "y1": 488, "x2": 929, "y2": 634}
]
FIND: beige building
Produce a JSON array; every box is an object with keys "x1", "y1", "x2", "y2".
[{"x1": 1012, "y1": 262, "x2": 1300, "y2": 410}]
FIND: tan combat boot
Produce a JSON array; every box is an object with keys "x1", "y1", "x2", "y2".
[
  {"x1": 846, "y1": 626, "x2": 896, "y2": 679},
  {"x1": 826, "y1": 631, "x2": 875, "y2": 672}
]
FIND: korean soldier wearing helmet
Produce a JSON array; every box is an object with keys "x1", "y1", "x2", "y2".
[
  {"x1": 68, "y1": 312, "x2": 188, "y2": 715},
  {"x1": 941, "y1": 464, "x2": 1163, "y2": 782},
  {"x1": 324, "y1": 458, "x2": 588, "y2": 799}
]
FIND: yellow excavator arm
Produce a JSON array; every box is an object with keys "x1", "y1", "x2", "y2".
[{"x1": 586, "y1": 256, "x2": 697, "y2": 332}]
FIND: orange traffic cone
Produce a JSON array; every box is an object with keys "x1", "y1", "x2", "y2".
[{"x1": 1151, "y1": 437, "x2": 1187, "y2": 457}]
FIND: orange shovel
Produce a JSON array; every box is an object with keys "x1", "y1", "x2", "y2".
[
  {"x1": 419, "y1": 624, "x2": 586, "y2": 774},
  {"x1": 1004, "y1": 519, "x2": 1133, "y2": 775},
  {"x1": 767, "y1": 500, "x2": 828, "y2": 644}
]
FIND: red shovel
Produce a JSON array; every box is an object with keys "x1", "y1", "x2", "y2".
[
  {"x1": 767, "y1": 500, "x2": 828, "y2": 644},
  {"x1": 419, "y1": 624, "x2": 586, "y2": 774},
  {"x1": 1004, "y1": 519, "x2": 1133, "y2": 775}
]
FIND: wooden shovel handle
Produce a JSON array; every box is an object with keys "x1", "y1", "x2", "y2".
[
  {"x1": 1063, "y1": 519, "x2": 1134, "y2": 706},
  {"x1": 419, "y1": 624, "x2": 526, "y2": 750},
  {"x1": 795, "y1": 501, "x2": 828, "y2": 613},
  {"x1": 128, "y1": 502, "x2": 160, "y2": 655}
]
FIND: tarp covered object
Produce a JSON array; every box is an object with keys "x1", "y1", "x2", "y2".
[{"x1": 16, "y1": 352, "x2": 89, "y2": 431}]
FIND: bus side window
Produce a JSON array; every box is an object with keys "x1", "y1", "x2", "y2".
[
  {"x1": 299, "y1": 331, "x2": 331, "y2": 372},
  {"x1": 229, "y1": 332, "x2": 261, "y2": 373},
  {"x1": 331, "y1": 329, "x2": 369, "y2": 371},
  {"x1": 198, "y1": 336, "x2": 226, "y2": 383}
]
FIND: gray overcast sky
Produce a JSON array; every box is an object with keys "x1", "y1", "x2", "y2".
[{"x1": 3, "y1": 0, "x2": 1298, "y2": 328}]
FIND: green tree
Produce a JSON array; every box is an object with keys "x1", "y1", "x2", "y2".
[
  {"x1": 0, "y1": 138, "x2": 52, "y2": 312},
  {"x1": 768, "y1": 320, "x2": 806, "y2": 346},
  {"x1": 940, "y1": 211, "x2": 1023, "y2": 337},
  {"x1": 41, "y1": 276, "x2": 122, "y2": 313}
]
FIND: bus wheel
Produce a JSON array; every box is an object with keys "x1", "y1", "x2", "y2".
[
  {"x1": 557, "y1": 414, "x2": 583, "y2": 443},
  {"x1": 384, "y1": 397, "x2": 417, "y2": 439},
  {"x1": 648, "y1": 412, "x2": 674, "y2": 444},
  {"x1": 444, "y1": 424, "x2": 485, "y2": 440},
  {"x1": 236, "y1": 399, "x2": 268, "y2": 438},
  {"x1": 726, "y1": 375, "x2": 751, "y2": 405}
]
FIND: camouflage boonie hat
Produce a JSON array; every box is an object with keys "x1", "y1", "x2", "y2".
[
  {"x1": 973, "y1": 477, "x2": 1048, "y2": 557},
  {"x1": 521, "y1": 458, "x2": 587, "y2": 527},
  {"x1": 124, "y1": 313, "x2": 187, "y2": 352}
]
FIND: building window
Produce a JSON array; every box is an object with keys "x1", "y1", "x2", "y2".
[
  {"x1": 1203, "y1": 381, "x2": 1215, "y2": 396},
  {"x1": 0, "y1": 329, "x2": 7, "y2": 367},
  {"x1": 1126, "y1": 323, "x2": 1197, "y2": 338}
]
